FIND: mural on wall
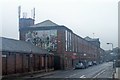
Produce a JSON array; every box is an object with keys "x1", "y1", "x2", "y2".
[{"x1": 25, "y1": 30, "x2": 57, "y2": 51}]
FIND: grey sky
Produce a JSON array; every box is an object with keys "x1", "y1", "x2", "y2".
[{"x1": 1, "y1": 0, "x2": 119, "y2": 50}]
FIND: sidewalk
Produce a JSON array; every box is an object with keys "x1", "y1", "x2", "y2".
[
  {"x1": 22, "y1": 70, "x2": 61, "y2": 79},
  {"x1": 2, "y1": 70, "x2": 61, "y2": 80}
]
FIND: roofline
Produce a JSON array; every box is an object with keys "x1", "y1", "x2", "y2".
[
  {"x1": 0, "y1": 50, "x2": 48, "y2": 54},
  {"x1": 19, "y1": 25, "x2": 73, "y2": 32},
  {"x1": 34, "y1": 19, "x2": 59, "y2": 26},
  {"x1": 0, "y1": 37, "x2": 50, "y2": 54}
]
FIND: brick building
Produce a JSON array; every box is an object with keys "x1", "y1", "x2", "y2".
[
  {"x1": 19, "y1": 18, "x2": 35, "y2": 41},
  {"x1": 0, "y1": 37, "x2": 54, "y2": 77},
  {"x1": 84, "y1": 36, "x2": 103, "y2": 63},
  {"x1": 19, "y1": 19, "x2": 104, "y2": 70},
  {"x1": 84, "y1": 36, "x2": 100, "y2": 48}
]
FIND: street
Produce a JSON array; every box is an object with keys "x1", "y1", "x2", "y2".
[{"x1": 42, "y1": 62, "x2": 113, "y2": 78}]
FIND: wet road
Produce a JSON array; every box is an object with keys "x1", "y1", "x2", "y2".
[{"x1": 42, "y1": 62, "x2": 113, "y2": 78}]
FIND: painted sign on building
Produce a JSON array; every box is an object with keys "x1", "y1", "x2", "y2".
[{"x1": 25, "y1": 30, "x2": 57, "y2": 51}]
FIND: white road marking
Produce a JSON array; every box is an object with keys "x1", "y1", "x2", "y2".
[
  {"x1": 80, "y1": 75, "x2": 86, "y2": 78},
  {"x1": 93, "y1": 70, "x2": 106, "y2": 78}
]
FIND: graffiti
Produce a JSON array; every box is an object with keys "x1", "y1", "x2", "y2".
[{"x1": 25, "y1": 30, "x2": 57, "y2": 51}]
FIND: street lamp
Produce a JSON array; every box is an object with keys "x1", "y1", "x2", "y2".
[
  {"x1": 107, "y1": 43, "x2": 113, "y2": 51},
  {"x1": 106, "y1": 42, "x2": 115, "y2": 78},
  {"x1": 107, "y1": 42, "x2": 114, "y2": 61}
]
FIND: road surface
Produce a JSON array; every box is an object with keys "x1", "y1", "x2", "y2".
[{"x1": 42, "y1": 62, "x2": 113, "y2": 78}]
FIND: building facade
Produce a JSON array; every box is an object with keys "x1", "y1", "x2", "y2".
[
  {"x1": 19, "y1": 18, "x2": 35, "y2": 41},
  {"x1": 84, "y1": 36, "x2": 100, "y2": 48},
  {"x1": 19, "y1": 19, "x2": 105, "y2": 70}
]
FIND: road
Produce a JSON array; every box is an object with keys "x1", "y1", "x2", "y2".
[{"x1": 42, "y1": 62, "x2": 113, "y2": 78}]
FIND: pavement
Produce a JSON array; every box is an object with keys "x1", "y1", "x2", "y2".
[
  {"x1": 2, "y1": 70, "x2": 61, "y2": 80},
  {"x1": 23, "y1": 70, "x2": 61, "y2": 79}
]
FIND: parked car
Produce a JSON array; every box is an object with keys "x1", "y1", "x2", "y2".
[
  {"x1": 93, "y1": 61, "x2": 97, "y2": 65},
  {"x1": 88, "y1": 61, "x2": 93, "y2": 66},
  {"x1": 81, "y1": 60, "x2": 89, "y2": 68},
  {"x1": 75, "y1": 62, "x2": 85, "y2": 69}
]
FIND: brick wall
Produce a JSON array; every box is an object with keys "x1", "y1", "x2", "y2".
[
  {"x1": 2, "y1": 52, "x2": 54, "y2": 76},
  {"x1": 57, "y1": 29, "x2": 65, "y2": 70}
]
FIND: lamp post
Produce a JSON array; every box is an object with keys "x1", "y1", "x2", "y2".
[
  {"x1": 107, "y1": 42, "x2": 114, "y2": 62},
  {"x1": 106, "y1": 42, "x2": 115, "y2": 78},
  {"x1": 107, "y1": 43, "x2": 113, "y2": 51},
  {"x1": 107, "y1": 43, "x2": 114, "y2": 61}
]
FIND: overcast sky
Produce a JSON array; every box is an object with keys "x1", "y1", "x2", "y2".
[{"x1": 1, "y1": 0, "x2": 119, "y2": 50}]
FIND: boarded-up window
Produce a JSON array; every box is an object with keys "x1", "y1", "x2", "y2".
[
  {"x1": 41, "y1": 56, "x2": 44, "y2": 67},
  {"x1": 16, "y1": 54, "x2": 22, "y2": 73},
  {"x1": 22, "y1": 54, "x2": 29, "y2": 72},
  {"x1": 34, "y1": 55, "x2": 39, "y2": 71},
  {"x1": 2, "y1": 53, "x2": 7, "y2": 75},
  {"x1": 7, "y1": 53, "x2": 15, "y2": 74}
]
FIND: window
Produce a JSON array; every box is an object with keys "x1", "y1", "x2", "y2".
[
  {"x1": 65, "y1": 30, "x2": 68, "y2": 51},
  {"x1": 69, "y1": 32, "x2": 72, "y2": 51}
]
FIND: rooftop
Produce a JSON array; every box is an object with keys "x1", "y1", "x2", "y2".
[
  {"x1": 30, "y1": 20, "x2": 60, "y2": 27},
  {"x1": 84, "y1": 36, "x2": 99, "y2": 42},
  {"x1": 0, "y1": 37, "x2": 49, "y2": 54},
  {"x1": 20, "y1": 19, "x2": 73, "y2": 32}
]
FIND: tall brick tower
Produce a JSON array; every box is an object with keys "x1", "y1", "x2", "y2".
[{"x1": 18, "y1": 6, "x2": 35, "y2": 40}]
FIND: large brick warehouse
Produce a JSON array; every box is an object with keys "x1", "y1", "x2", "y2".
[
  {"x1": 19, "y1": 18, "x2": 105, "y2": 70},
  {"x1": 0, "y1": 37, "x2": 54, "y2": 77}
]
